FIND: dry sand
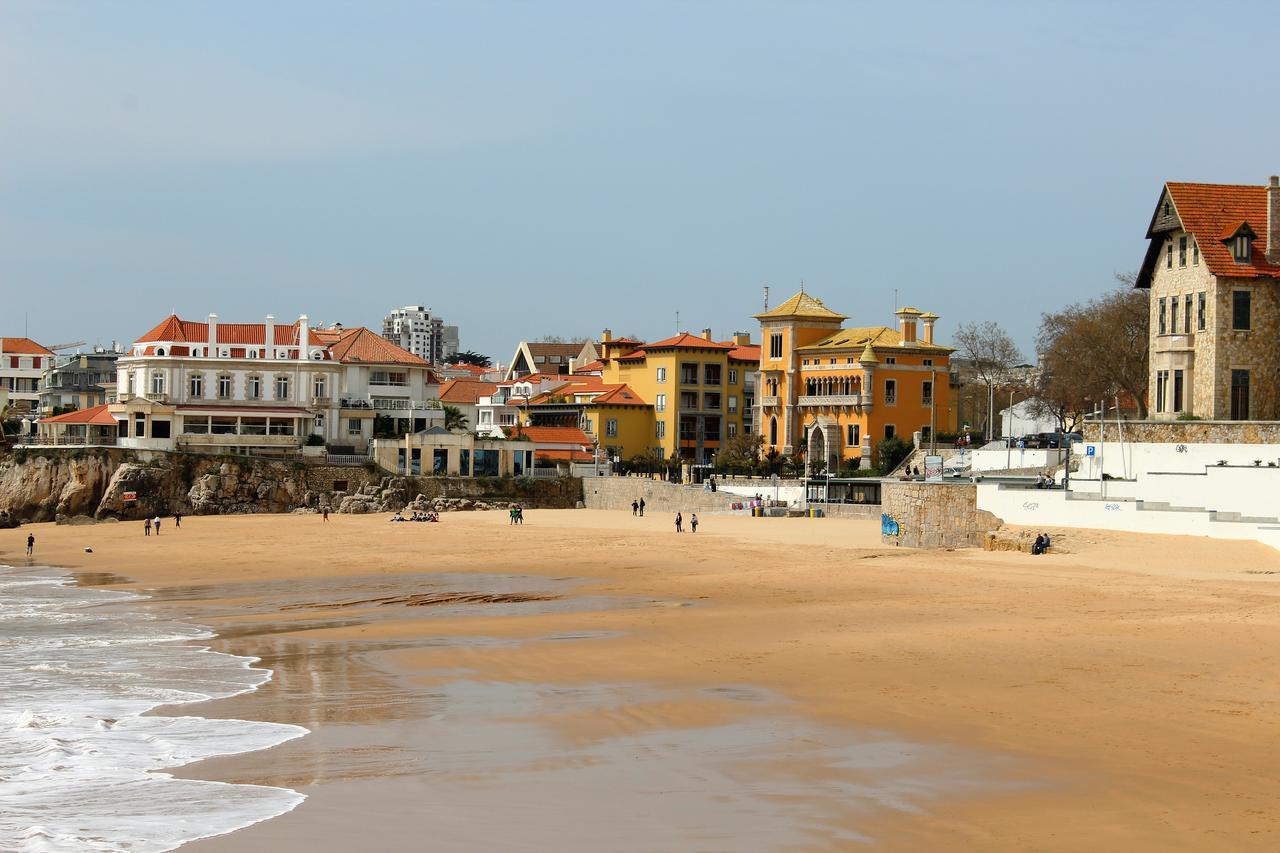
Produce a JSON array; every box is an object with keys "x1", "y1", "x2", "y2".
[{"x1": 5, "y1": 509, "x2": 1280, "y2": 851}]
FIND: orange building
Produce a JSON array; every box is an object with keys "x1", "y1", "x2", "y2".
[{"x1": 755, "y1": 291, "x2": 955, "y2": 471}]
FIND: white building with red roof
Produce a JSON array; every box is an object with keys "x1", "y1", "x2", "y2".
[{"x1": 1, "y1": 337, "x2": 55, "y2": 415}]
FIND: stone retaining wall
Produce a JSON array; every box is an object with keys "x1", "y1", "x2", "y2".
[
  {"x1": 809, "y1": 502, "x2": 882, "y2": 520},
  {"x1": 1082, "y1": 420, "x2": 1280, "y2": 444},
  {"x1": 581, "y1": 476, "x2": 747, "y2": 514},
  {"x1": 879, "y1": 480, "x2": 1003, "y2": 549}
]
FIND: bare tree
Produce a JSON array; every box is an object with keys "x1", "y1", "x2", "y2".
[
  {"x1": 952, "y1": 320, "x2": 1022, "y2": 440},
  {"x1": 1033, "y1": 274, "x2": 1149, "y2": 428}
]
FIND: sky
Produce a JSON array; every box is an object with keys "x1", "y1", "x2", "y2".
[{"x1": 3, "y1": 1, "x2": 1278, "y2": 363}]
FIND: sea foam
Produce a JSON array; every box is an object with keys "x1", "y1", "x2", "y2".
[{"x1": 0, "y1": 566, "x2": 307, "y2": 852}]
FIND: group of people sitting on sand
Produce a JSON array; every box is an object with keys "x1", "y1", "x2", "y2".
[
  {"x1": 1031, "y1": 532, "x2": 1052, "y2": 555},
  {"x1": 390, "y1": 511, "x2": 440, "y2": 523}
]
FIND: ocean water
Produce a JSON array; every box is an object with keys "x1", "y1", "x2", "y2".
[{"x1": 0, "y1": 566, "x2": 308, "y2": 852}]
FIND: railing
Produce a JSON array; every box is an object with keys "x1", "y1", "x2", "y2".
[
  {"x1": 527, "y1": 468, "x2": 562, "y2": 479},
  {"x1": 16, "y1": 435, "x2": 118, "y2": 447},
  {"x1": 760, "y1": 396, "x2": 779, "y2": 407},
  {"x1": 339, "y1": 397, "x2": 443, "y2": 411},
  {"x1": 798, "y1": 394, "x2": 867, "y2": 406},
  {"x1": 326, "y1": 453, "x2": 371, "y2": 466},
  {"x1": 144, "y1": 392, "x2": 170, "y2": 403}
]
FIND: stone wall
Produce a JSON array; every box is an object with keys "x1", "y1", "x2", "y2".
[
  {"x1": 879, "y1": 480, "x2": 1003, "y2": 549},
  {"x1": 811, "y1": 502, "x2": 881, "y2": 520},
  {"x1": 582, "y1": 476, "x2": 748, "y2": 514},
  {"x1": 1082, "y1": 420, "x2": 1280, "y2": 444}
]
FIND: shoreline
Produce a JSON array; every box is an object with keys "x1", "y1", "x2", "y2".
[{"x1": 5, "y1": 510, "x2": 1280, "y2": 850}]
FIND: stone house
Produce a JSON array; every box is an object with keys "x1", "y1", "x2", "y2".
[{"x1": 1137, "y1": 176, "x2": 1280, "y2": 419}]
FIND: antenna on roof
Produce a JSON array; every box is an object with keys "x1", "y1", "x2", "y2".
[
  {"x1": 763, "y1": 285, "x2": 769, "y2": 311},
  {"x1": 675, "y1": 311, "x2": 680, "y2": 334},
  {"x1": 799, "y1": 279, "x2": 805, "y2": 294},
  {"x1": 894, "y1": 288, "x2": 899, "y2": 312}
]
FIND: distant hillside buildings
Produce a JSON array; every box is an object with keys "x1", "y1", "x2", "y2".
[{"x1": 382, "y1": 305, "x2": 459, "y2": 365}]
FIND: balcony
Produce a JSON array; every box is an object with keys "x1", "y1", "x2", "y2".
[
  {"x1": 760, "y1": 395, "x2": 779, "y2": 408},
  {"x1": 144, "y1": 392, "x2": 171, "y2": 404},
  {"x1": 340, "y1": 397, "x2": 442, "y2": 412},
  {"x1": 798, "y1": 394, "x2": 868, "y2": 407}
]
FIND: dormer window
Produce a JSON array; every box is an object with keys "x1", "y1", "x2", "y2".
[{"x1": 1232, "y1": 234, "x2": 1252, "y2": 262}]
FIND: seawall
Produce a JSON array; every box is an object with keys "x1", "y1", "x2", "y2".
[
  {"x1": 581, "y1": 476, "x2": 748, "y2": 514},
  {"x1": 880, "y1": 481, "x2": 1003, "y2": 549}
]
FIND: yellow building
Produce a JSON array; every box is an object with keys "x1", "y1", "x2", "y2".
[
  {"x1": 755, "y1": 291, "x2": 956, "y2": 471},
  {"x1": 591, "y1": 329, "x2": 759, "y2": 464}
]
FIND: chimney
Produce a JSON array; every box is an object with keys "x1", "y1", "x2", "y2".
[
  {"x1": 1268, "y1": 175, "x2": 1280, "y2": 265},
  {"x1": 601, "y1": 329, "x2": 612, "y2": 342},
  {"x1": 732, "y1": 331, "x2": 751, "y2": 346},
  {"x1": 265, "y1": 314, "x2": 275, "y2": 358},
  {"x1": 920, "y1": 313, "x2": 937, "y2": 345},
  {"x1": 895, "y1": 308, "x2": 918, "y2": 345},
  {"x1": 298, "y1": 314, "x2": 310, "y2": 360},
  {"x1": 701, "y1": 328, "x2": 713, "y2": 341},
  {"x1": 207, "y1": 313, "x2": 218, "y2": 353}
]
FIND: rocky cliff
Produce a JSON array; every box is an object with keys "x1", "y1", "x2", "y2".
[{"x1": 0, "y1": 448, "x2": 581, "y2": 523}]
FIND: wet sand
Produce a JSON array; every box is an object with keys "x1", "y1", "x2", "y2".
[{"x1": 6, "y1": 510, "x2": 1280, "y2": 850}]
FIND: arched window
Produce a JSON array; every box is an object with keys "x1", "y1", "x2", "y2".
[
  {"x1": 769, "y1": 417, "x2": 778, "y2": 446},
  {"x1": 156, "y1": 347, "x2": 166, "y2": 356}
]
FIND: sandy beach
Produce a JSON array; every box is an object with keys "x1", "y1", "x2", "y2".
[{"x1": 5, "y1": 509, "x2": 1280, "y2": 851}]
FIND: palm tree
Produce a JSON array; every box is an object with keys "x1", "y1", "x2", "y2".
[{"x1": 442, "y1": 405, "x2": 469, "y2": 432}]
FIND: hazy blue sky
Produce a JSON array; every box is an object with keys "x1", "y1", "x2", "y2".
[{"x1": 3, "y1": 2, "x2": 1277, "y2": 362}]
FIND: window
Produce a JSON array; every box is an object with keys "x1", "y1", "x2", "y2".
[
  {"x1": 247, "y1": 375, "x2": 262, "y2": 399},
  {"x1": 703, "y1": 392, "x2": 721, "y2": 410},
  {"x1": 727, "y1": 422, "x2": 738, "y2": 438},
  {"x1": 656, "y1": 367, "x2": 667, "y2": 383},
  {"x1": 1231, "y1": 234, "x2": 1252, "y2": 262},
  {"x1": 1172, "y1": 369, "x2": 1184, "y2": 413},
  {"x1": 656, "y1": 393, "x2": 667, "y2": 413},
  {"x1": 1232, "y1": 290, "x2": 1251, "y2": 330},
  {"x1": 680, "y1": 363, "x2": 700, "y2": 384},
  {"x1": 189, "y1": 374, "x2": 203, "y2": 398},
  {"x1": 1170, "y1": 297, "x2": 1178, "y2": 334},
  {"x1": 885, "y1": 357, "x2": 896, "y2": 365},
  {"x1": 769, "y1": 333, "x2": 783, "y2": 360},
  {"x1": 1231, "y1": 370, "x2": 1250, "y2": 420},
  {"x1": 313, "y1": 375, "x2": 327, "y2": 399},
  {"x1": 1157, "y1": 297, "x2": 1167, "y2": 334},
  {"x1": 728, "y1": 395, "x2": 738, "y2": 414},
  {"x1": 275, "y1": 375, "x2": 290, "y2": 400},
  {"x1": 1166, "y1": 242, "x2": 1173, "y2": 269},
  {"x1": 1163, "y1": 200, "x2": 1171, "y2": 217},
  {"x1": 655, "y1": 421, "x2": 666, "y2": 439},
  {"x1": 847, "y1": 423, "x2": 860, "y2": 447},
  {"x1": 884, "y1": 424, "x2": 896, "y2": 439},
  {"x1": 347, "y1": 418, "x2": 363, "y2": 436},
  {"x1": 704, "y1": 364, "x2": 721, "y2": 385},
  {"x1": 884, "y1": 379, "x2": 897, "y2": 405},
  {"x1": 922, "y1": 380, "x2": 933, "y2": 405},
  {"x1": 728, "y1": 369, "x2": 738, "y2": 385},
  {"x1": 149, "y1": 371, "x2": 165, "y2": 395},
  {"x1": 314, "y1": 413, "x2": 325, "y2": 432},
  {"x1": 923, "y1": 359, "x2": 933, "y2": 367},
  {"x1": 769, "y1": 417, "x2": 778, "y2": 445},
  {"x1": 1193, "y1": 240, "x2": 1199, "y2": 265},
  {"x1": 1155, "y1": 370, "x2": 1168, "y2": 414},
  {"x1": 680, "y1": 390, "x2": 699, "y2": 409},
  {"x1": 151, "y1": 419, "x2": 171, "y2": 439},
  {"x1": 1183, "y1": 294, "x2": 1192, "y2": 334},
  {"x1": 217, "y1": 374, "x2": 232, "y2": 399},
  {"x1": 605, "y1": 418, "x2": 618, "y2": 437},
  {"x1": 802, "y1": 359, "x2": 810, "y2": 366},
  {"x1": 1179, "y1": 236, "x2": 1187, "y2": 267},
  {"x1": 1197, "y1": 292, "x2": 1206, "y2": 330}
]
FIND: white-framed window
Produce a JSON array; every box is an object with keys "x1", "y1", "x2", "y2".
[
  {"x1": 313, "y1": 375, "x2": 327, "y2": 398},
  {"x1": 479, "y1": 410, "x2": 492, "y2": 424},
  {"x1": 314, "y1": 413, "x2": 325, "y2": 432},
  {"x1": 656, "y1": 393, "x2": 667, "y2": 413},
  {"x1": 656, "y1": 367, "x2": 667, "y2": 383},
  {"x1": 348, "y1": 418, "x2": 363, "y2": 436},
  {"x1": 275, "y1": 375, "x2": 290, "y2": 400},
  {"x1": 217, "y1": 374, "x2": 232, "y2": 399},
  {"x1": 728, "y1": 369, "x2": 738, "y2": 384},
  {"x1": 247, "y1": 375, "x2": 263, "y2": 399},
  {"x1": 727, "y1": 422, "x2": 737, "y2": 438},
  {"x1": 149, "y1": 371, "x2": 166, "y2": 395},
  {"x1": 655, "y1": 420, "x2": 666, "y2": 439},
  {"x1": 769, "y1": 332, "x2": 783, "y2": 360},
  {"x1": 847, "y1": 423, "x2": 860, "y2": 446},
  {"x1": 189, "y1": 374, "x2": 204, "y2": 398},
  {"x1": 922, "y1": 380, "x2": 933, "y2": 405},
  {"x1": 728, "y1": 395, "x2": 738, "y2": 413},
  {"x1": 606, "y1": 418, "x2": 618, "y2": 437}
]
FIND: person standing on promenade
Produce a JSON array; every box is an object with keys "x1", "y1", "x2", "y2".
[
  {"x1": 632, "y1": 499, "x2": 639, "y2": 516},
  {"x1": 144, "y1": 517, "x2": 151, "y2": 536},
  {"x1": 154, "y1": 516, "x2": 161, "y2": 535},
  {"x1": 26, "y1": 533, "x2": 34, "y2": 556},
  {"x1": 639, "y1": 498, "x2": 646, "y2": 517},
  {"x1": 690, "y1": 513, "x2": 698, "y2": 533},
  {"x1": 675, "y1": 512, "x2": 683, "y2": 533}
]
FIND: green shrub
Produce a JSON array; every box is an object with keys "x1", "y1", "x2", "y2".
[{"x1": 875, "y1": 436, "x2": 912, "y2": 475}]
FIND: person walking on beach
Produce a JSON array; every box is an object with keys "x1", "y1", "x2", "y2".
[
  {"x1": 144, "y1": 517, "x2": 151, "y2": 536},
  {"x1": 509, "y1": 505, "x2": 518, "y2": 525},
  {"x1": 174, "y1": 511, "x2": 182, "y2": 529},
  {"x1": 632, "y1": 499, "x2": 639, "y2": 516},
  {"x1": 153, "y1": 516, "x2": 161, "y2": 535},
  {"x1": 322, "y1": 506, "x2": 329, "y2": 522},
  {"x1": 639, "y1": 498, "x2": 645, "y2": 517},
  {"x1": 516, "y1": 505, "x2": 524, "y2": 525},
  {"x1": 675, "y1": 512, "x2": 683, "y2": 533},
  {"x1": 26, "y1": 533, "x2": 34, "y2": 556},
  {"x1": 690, "y1": 513, "x2": 698, "y2": 533}
]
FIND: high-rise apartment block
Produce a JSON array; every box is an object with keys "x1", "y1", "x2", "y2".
[{"x1": 382, "y1": 305, "x2": 458, "y2": 365}]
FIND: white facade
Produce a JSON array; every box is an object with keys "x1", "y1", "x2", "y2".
[
  {"x1": 999, "y1": 399, "x2": 1059, "y2": 440},
  {"x1": 475, "y1": 377, "x2": 569, "y2": 437},
  {"x1": 0, "y1": 340, "x2": 54, "y2": 413},
  {"x1": 382, "y1": 305, "x2": 457, "y2": 365}
]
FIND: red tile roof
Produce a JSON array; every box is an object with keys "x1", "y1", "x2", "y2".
[
  {"x1": 728, "y1": 343, "x2": 761, "y2": 362},
  {"x1": 325, "y1": 327, "x2": 429, "y2": 367},
  {"x1": 590, "y1": 384, "x2": 648, "y2": 406},
  {"x1": 40, "y1": 404, "x2": 118, "y2": 425},
  {"x1": 515, "y1": 425, "x2": 592, "y2": 445},
  {"x1": 642, "y1": 333, "x2": 734, "y2": 351},
  {"x1": 446, "y1": 363, "x2": 490, "y2": 375},
  {"x1": 1, "y1": 337, "x2": 55, "y2": 356},
  {"x1": 526, "y1": 342, "x2": 587, "y2": 357},
  {"x1": 439, "y1": 378, "x2": 498, "y2": 404},
  {"x1": 573, "y1": 360, "x2": 605, "y2": 373},
  {"x1": 534, "y1": 448, "x2": 595, "y2": 462},
  {"x1": 135, "y1": 315, "x2": 324, "y2": 346},
  {"x1": 1158, "y1": 183, "x2": 1280, "y2": 280}
]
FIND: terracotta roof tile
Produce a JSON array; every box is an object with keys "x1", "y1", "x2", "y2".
[
  {"x1": 641, "y1": 333, "x2": 734, "y2": 351},
  {"x1": 438, "y1": 378, "x2": 497, "y2": 404},
  {"x1": 728, "y1": 343, "x2": 761, "y2": 362},
  {"x1": 590, "y1": 384, "x2": 648, "y2": 406},
  {"x1": 134, "y1": 315, "x2": 324, "y2": 347},
  {"x1": 1, "y1": 337, "x2": 55, "y2": 356},
  {"x1": 1159, "y1": 183, "x2": 1280, "y2": 280},
  {"x1": 516, "y1": 425, "x2": 593, "y2": 445},
  {"x1": 326, "y1": 327, "x2": 429, "y2": 366},
  {"x1": 40, "y1": 404, "x2": 117, "y2": 425},
  {"x1": 753, "y1": 291, "x2": 847, "y2": 321}
]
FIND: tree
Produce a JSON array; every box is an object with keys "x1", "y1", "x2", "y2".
[
  {"x1": 1033, "y1": 274, "x2": 1149, "y2": 429},
  {"x1": 953, "y1": 320, "x2": 1022, "y2": 440},
  {"x1": 715, "y1": 433, "x2": 764, "y2": 473},
  {"x1": 442, "y1": 405, "x2": 470, "y2": 432},
  {"x1": 452, "y1": 351, "x2": 491, "y2": 368},
  {"x1": 875, "y1": 435, "x2": 912, "y2": 475}
]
